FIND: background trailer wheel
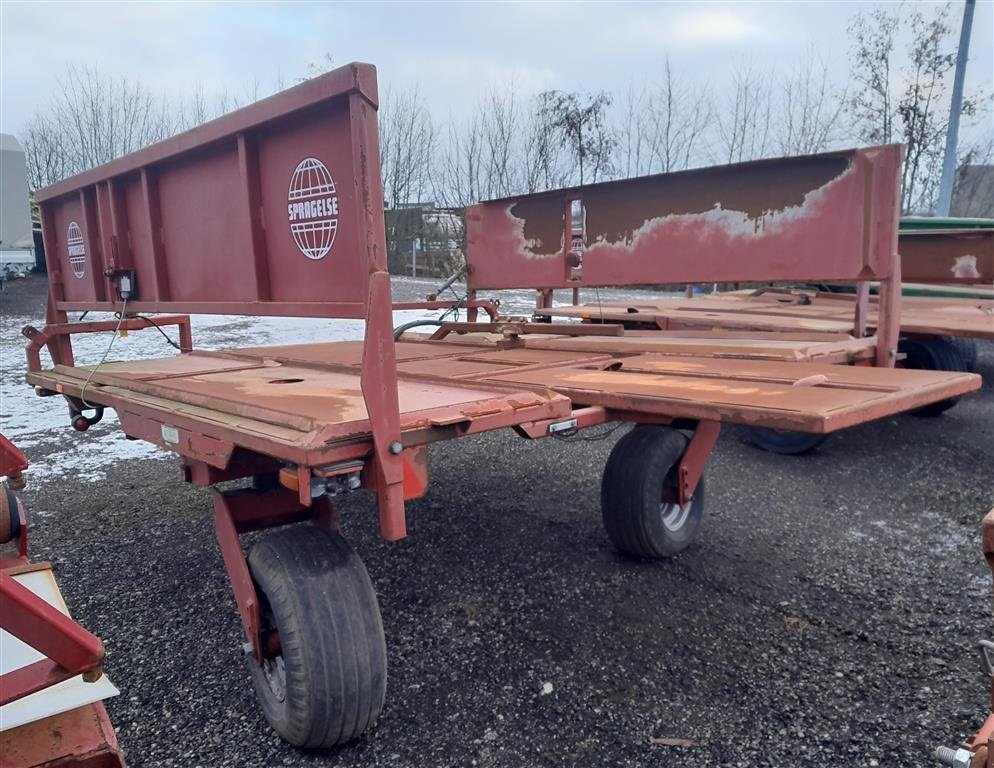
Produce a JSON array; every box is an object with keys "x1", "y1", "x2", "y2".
[
  {"x1": 744, "y1": 427, "x2": 829, "y2": 455},
  {"x1": 945, "y1": 336, "x2": 978, "y2": 372},
  {"x1": 246, "y1": 525, "x2": 387, "y2": 749},
  {"x1": 601, "y1": 426, "x2": 705, "y2": 558},
  {"x1": 899, "y1": 337, "x2": 968, "y2": 417}
]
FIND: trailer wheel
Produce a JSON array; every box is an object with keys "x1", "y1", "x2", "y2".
[
  {"x1": 899, "y1": 338, "x2": 967, "y2": 417},
  {"x1": 601, "y1": 426, "x2": 704, "y2": 558},
  {"x1": 945, "y1": 336, "x2": 977, "y2": 372},
  {"x1": 246, "y1": 525, "x2": 387, "y2": 748},
  {"x1": 744, "y1": 427, "x2": 828, "y2": 455}
]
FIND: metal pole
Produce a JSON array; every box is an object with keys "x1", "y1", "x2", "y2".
[{"x1": 936, "y1": 0, "x2": 976, "y2": 217}]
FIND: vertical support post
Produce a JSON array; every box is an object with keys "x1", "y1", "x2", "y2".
[
  {"x1": 212, "y1": 490, "x2": 261, "y2": 663},
  {"x1": 677, "y1": 420, "x2": 721, "y2": 507},
  {"x1": 875, "y1": 147, "x2": 904, "y2": 369},
  {"x1": 467, "y1": 288, "x2": 479, "y2": 323},
  {"x1": 80, "y1": 188, "x2": 107, "y2": 302},
  {"x1": 93, "y1": 184, "x2": 117, "y2": 302},
  {"x1": 349, "y1": 89, "x2": 407, "y2": 541},
  {"x1": 141, "y1": 168, "x2": 171, "y2": 301},
  {"x1": 853, "y1": 281, "x2": 870, "y2": 338},
  {"x1": 39, "y1": 209, "x2": 73, "y2": 365},
  {"x1": 876, "y1": 253, "x2": 902, "y2": 368},
  {"x1": 236, "y1": 133, "x2": 272, "y2": 302}
]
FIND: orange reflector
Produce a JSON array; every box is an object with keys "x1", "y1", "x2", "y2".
[{"x1": 278, "y1": 467, "x2": 299, "y2": 491}]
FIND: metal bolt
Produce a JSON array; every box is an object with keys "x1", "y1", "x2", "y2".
[
  {"x1": 389, "y1": 441, "x2": 403, "y2": 455},
  {"x1": 934, "y1": 746, "x2": 973, "y2": 768}
]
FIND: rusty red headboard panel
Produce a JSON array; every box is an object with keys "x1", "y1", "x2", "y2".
[
  {"x1": 36, "y1": 62, "x2": 386, "y2": 319},
  {"x1": 464, "y1": 145, "x2": 903, "y2": 291},
  {"x1": 899, "y1": 229, "x2": 994, "y2": 285}
]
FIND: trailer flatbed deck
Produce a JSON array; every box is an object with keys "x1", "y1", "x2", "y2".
[
  {"x1": 535, "y1": 292, "x2": 994, "y2": 340},
  {"x1": 27, "y1": 336, "x2": 978, "y2": 442}
]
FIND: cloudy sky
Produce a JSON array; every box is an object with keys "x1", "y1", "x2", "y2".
[{"x1": 1, "y1": 1, "x2": 992, "y2": 137}]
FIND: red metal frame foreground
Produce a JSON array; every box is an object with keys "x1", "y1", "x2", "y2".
[
  {"x1": 0, "y1": 434, "x2": 124, "y2": 767},
  {"x1": 0, "y1": 571, "x2": 107, "y2": 706},
  {"x1": 465, "y1": 145, "x2": 905, "y2": 368}
]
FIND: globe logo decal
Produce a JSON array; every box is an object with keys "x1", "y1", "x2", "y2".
[
  {"x1": 287, "y1": 157, "x2": 339, "y2": 260},
  {"x1": 66, "y1": 221, "x2": 86, "y2": 278}
]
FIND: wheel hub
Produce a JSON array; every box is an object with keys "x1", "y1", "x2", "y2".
[
  {"x1": 659, "y1": 500, "x2": 692, "y2": 532},
  {"x1": 261, "y1": 655, "x2": 287, "y2": 703}
]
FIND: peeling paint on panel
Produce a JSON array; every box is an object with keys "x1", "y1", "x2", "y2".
[{"x1": 952, "y1": 255, "x2": 981, "y2": 279}]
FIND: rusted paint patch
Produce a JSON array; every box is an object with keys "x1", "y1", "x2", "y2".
[
  {"x1": 952, "y1": 255, "x2": 981, "y2": 279},
  {"x1": 587, "y1": 163, "x2": 853, "y2": 254}
]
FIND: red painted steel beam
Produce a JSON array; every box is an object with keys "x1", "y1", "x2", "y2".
[
  {"x1": 213, "y1": 490, "x2": 263, "y2": 665},
  {"x1": 213, "y1": 488, "x2": 339, "y2": 664},
  {"x1": 0, "y1": 434, "x2": 28, "y2": 479},
  {"x1": 1, "y1": 658, "x2": 80, "y2": 707},
  {"x1": 677, "y1": 420, "x2": 721, "y2": 507},
  {"x1": 23, "y1": 315, "x2": 192, "y2": 372},
  {"x1": 0, "y1": 571, "x2": 106, "y2": 705}
]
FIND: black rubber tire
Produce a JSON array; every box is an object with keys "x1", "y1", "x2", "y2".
[
  {"x1": 246, "y1": 525, "x2": 387, "y2": 749},
  {"x1": 601, "y1": 426, "x2": 704, "y2": 559},
  {"x1": 945, "y1": 336, "x2": 977, "y2": 372},
  {"x1": 899, "y1": 337, "x2": 967, "y2": 417},
  {"x1": 745, "y1": 427, "x2": 829, "y2": 455}
]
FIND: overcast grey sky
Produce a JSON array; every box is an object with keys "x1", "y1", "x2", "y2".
[{"x1": 1, "y1": 1, "x2": 992, "y2": 138}]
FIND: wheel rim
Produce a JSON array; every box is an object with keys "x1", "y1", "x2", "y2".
[
  {"x1": 261, "y1": 655, "x2": 287, "y2": 703},
  {"x1": 659, "y1": 500, "x2": 692, "y2": 532}
]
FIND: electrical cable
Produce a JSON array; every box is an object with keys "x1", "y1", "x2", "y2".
[
  {"x1": 551, "y1": 423, "x2": 624, "y2": 443},
  {"x1": 135, "y1": 314, "x2": 192, "y2": 352},
  {"x1": 79, "y1": 297, "x2": 128, "y2": 409}
]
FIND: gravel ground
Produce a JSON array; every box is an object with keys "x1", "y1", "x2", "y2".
[{"x1": 2, "y1": 274, "x2": 993, "y2": 767}]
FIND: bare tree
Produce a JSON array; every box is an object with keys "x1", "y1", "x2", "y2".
[
  {"x1": 615, "y1": 60, "x2": 713, "y2": 178},
  {"x1": 51, "y1": 65, "x2": 175, "y2": 174},
  {"x1": 656, "y1": 58, "x2": 714, "y2": 173},
  {"x1": 776, "y1": 48, "x2": 848, "y2": 155},
  {"x1": 616, "y1": 81, "x2": 656, "y2": 178},
  {"x1": 437, "y1": 108, "x2": 486, "y2": 208},
  {"x1": 715, "y1": 61, "x2": 774, "y2": 164},
  {"x1": 21, "y1": 115, "x2": 72, "y2": 192},
  {"x1": 379, "y1": 84, "x2": 436, "y2": 209}
]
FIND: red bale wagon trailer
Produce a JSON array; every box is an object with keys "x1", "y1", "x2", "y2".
[
  {"x1": 457, "y1": 156, "x2": 990, "y2": 452},
  {"x1": 22, "y1": 63, "x2": 980, "y2": 748}
]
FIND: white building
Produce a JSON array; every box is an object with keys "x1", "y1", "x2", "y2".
[{"x1": 0, "y1": 133, "x2": 35, "y2": 278}]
